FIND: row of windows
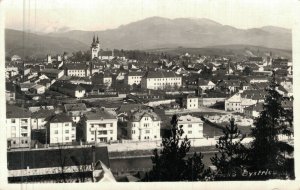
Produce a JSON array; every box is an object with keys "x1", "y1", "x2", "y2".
[
  {"x1": 152, "y1": 78, "x2": 180, "y2": 81},
  {"x1": 10, "y1": 119, "x2": 29, "y2": 124},
  {"x1": 153, "y1": 82, "x2": 180, "y2": 86},
  {"x1": 91, "y1": 130, "x2": 114, "y2": 135},
  {"x1": 130, "y1": 76, "x2": 141, "y2": 79}
]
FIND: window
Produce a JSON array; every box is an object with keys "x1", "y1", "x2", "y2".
[
  {"x1": 65, "y1": 123, "x2": 69, "y2": 126},
  {"x1": 188, "y1": 131, "x2": 192, "y2": 134},
  {"x1": 65, "y1": 130, "x2": 69, "y2": 134},
  {"x1": 65, "y1": 137, "x2": 69, "y2": 141},
  {"x1": 110, "y1": 130, "x2": 113, "y2": 134},
  {"x1": 110, "y1": 137, "x2": 113, "y2": 140},
  {"x1": 146, "y1": 130, "x2": 150, "y2": 134},
  {"x1": 72, "y1": 127, "x2": 75, "y2": 131},
  {"x1": 132, "y1": 130, "x2": 135, "y2": 134},
  {"x1": 188, "y1": 124, "x2": 192, "y2": 128},
  {"x1": 54, "y1": 130, "x2": 58, "y2": 134},
  {"x1": 72, "y1": 134, "x2": 75, "y2": 138}
]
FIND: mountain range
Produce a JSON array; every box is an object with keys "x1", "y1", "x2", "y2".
[{"x1": 5, "y1": 17, "x2": 292, "y2": 58}]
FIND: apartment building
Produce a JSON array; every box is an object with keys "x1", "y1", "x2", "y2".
[
  {"x1": 46, "y1": 113, "x2": 76, "y2": 144},
  {"x1": 125, "y1": 71, "x2": 145, "y2": 86},
  {"x1": 127, "y1": 109, "x2": 161, "y2": 141},
  {"x1": 83, "y1": 108, "x2": 118, "y2": 143},
  {"x1": 6, "y1": 105, "x2": 31, "y2": 148},
  {"x1": 141, "y1": 71, "x2": 182, "y2": 90},
  {"x1": 177, "y1": 114, "x2": 204, "y2": 139}
]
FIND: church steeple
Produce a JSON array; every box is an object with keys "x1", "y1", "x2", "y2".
[
  {"x1": 93, "y1": 34, "x2": 95, "y2": 43},
  {"x1": 96, "y1": 35, "x2": 99, "y2": 43}
]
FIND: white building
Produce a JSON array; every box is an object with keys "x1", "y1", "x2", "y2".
[
  {"x1": 184, "y1": 95, "x2": 199, "y2": 110},
  {"x1": 127, "y1": 109, "x2": 161, "y2": 141},
  {"x1": 141, "y1": 71, "x2": 182, "y2": 90},
  {"x1": 6, "y1": 105, "x2": 31, "y2": 148},
  {"x1": 66, "y1": 63, "x2": 90, "y2": 77},
  {"x1": 46, "y1": 113, "x2": 76, "y2": 144},
  {"x1": 177, "y1": 115, "x2": 204, "y2": 139},
  {"x1": 198, "y1": 79, "x2": 215, "y2": 91},
  {"x1": 225, "y1": 90, "x2": 266, "y2": 113},
  {"x1": 83, "y1": 108, "x2": 118, "y2": 143},
  {"x1": 125, "y1": 71, "x2": 145, "y2": 86}
]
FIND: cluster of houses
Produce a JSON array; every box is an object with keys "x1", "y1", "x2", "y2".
[
  {"x1": 5, "y1": 36, "x2": 293, "y2": 149},
  {"x1": 6, "y1": 102, "x2": 205, "y2": 149}
]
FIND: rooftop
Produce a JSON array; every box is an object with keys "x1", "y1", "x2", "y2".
[
  {"x1": 47, "y1": 113, "x2": 73, "y2": 123},
  {"x1": 64, "y1": 103, "x2": 87, "y2": 112},
  {"x1": 84, "y1": 108, "x2": 117, "y2": 120},
  {"x1": 6, "y1": 105, "x2": 31, "y2": 118},
  {"x1": 145, "y1": 71, "x2": 180, "y2": 78},
  {"x1": 129, "y1": 109, "x2": 161, "y2": 122},
  {"x1": 178, "y1": 114, "x2": 203, "y2": 123}
]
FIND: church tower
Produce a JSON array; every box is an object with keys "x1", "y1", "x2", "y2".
[{"x1": 91, "y1": 35, "x2": 100, "y2": 59}]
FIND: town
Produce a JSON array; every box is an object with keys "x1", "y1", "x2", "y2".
[{"x1": 5, "y1": 35, "x2": 293, "y2": 182}]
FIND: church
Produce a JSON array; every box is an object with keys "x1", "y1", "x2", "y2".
[{"x1": 91, "y1": 35, "x2": 115, "y2": 61}]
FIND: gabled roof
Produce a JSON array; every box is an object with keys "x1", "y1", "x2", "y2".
[
  {"x1": 129, "y1": 109, "x2": 161, "y2": 122},
  {"x1": 145, "y1": 71, "x2": 180, "y2": 78},
  {"x1": 65, "y1": 63, "x2": 87, "y2": 70},
  {"x1": 64, "y1": 103, "x2": 87, "y2": 112},
  {"x1": 84, "y1": 108, "x2": 117, "y2": 120},
  {"x1": 6, "y1": 105, "x2": 31, "y2": 118},
  {"x1": 47, "y1": 113, "x2": 73, "y2": 123},
  {"x1": 31, "y1": 109, "x2": 55, "y2": 119}
]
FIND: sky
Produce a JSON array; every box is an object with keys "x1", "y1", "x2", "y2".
[{"x1": 4, "y1": 0, "x2": 294, "y2": 33}]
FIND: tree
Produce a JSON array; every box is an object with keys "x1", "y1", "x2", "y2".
[
  {"x1": 145, "y1": 115, "x2": 209, "y2": 181},
  {"x1": 249, "y1": 71, "x2": 294, "y2": 179},
  {"x1": 210, "y1": 118, "x2": 248, "y2": 180},
  {"x1": 242, "y1": 66, "x2": 253, "y2": 76}
]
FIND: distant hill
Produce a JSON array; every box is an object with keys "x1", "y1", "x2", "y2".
[
  {"x1": 146, "y1": 45, "x2": 292, "y2": 60},
  {"x1": 5, "y1": 29, "x2": 88, "y2": 58},
  {"x1": 5, "y1": 17, "x2": 292, "y2": 57}
]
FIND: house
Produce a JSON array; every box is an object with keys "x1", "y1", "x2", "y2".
[
  {"x1": 83, "y1": 108, "x2": 118, "y2": 143},
  {"x1": 64, "y1": 103, "x2": 87, "y2": 123},
  {"x1": 248, "y1": 56, "x2": 263, "y2": 64},
  {"x1": 103, "y1": 73, "x2": 113, "y2": 87},
  {"x1": 51, "y1": 81, "x2": 86, "y2": 98},
  {"x1": 65, "y1": 63, "x2": 90, "y2": 77},
  {"x1": 11, "y1": 55, "x2": 22, "y2": 61},
  {"x1": 141, "y1": 71, "x2": 182, "y2": 90},
  {"x1": 127, "y1": 109, "x2": 161, "y2": 141},
  {"x1": 244, "y1": 103, "x2": 264, "y2": 118},
  {"x1": 177, "y1": 115, "x2": 204, "y2": 139},
  {"x1": 19, "y1": 82, "x2": 36, "y2": 92},
  {"x1": 225, "y1": 90, "x2": 266, "y2": 113},
  {"x1": 6, "y1": 105, "x2": 31, "y2": 148},
  {"x1": 40, "y1": 68, "x2": 64, "y2": 79},
  {"x1": 29, "y1": 84, "x2": 46, "y2": 94},
  {"x1": 31, "y1": 109, "x2": 55, "y2": 130},
  {"x1": 183, "y1": 94, "x2": 199, "y2": 110},
  {"x1": 125, "y1": 71, "x2": 145, "y2": 86},
  {"x1": 217, "y1": 80, "x2": 241, "y2": 94},
  {"x1": 46, "y1": 113, "x2": 76, "y2": 144},
  {"x1": 198, "y1": 79, "x2": 216, "y2": 91}
]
